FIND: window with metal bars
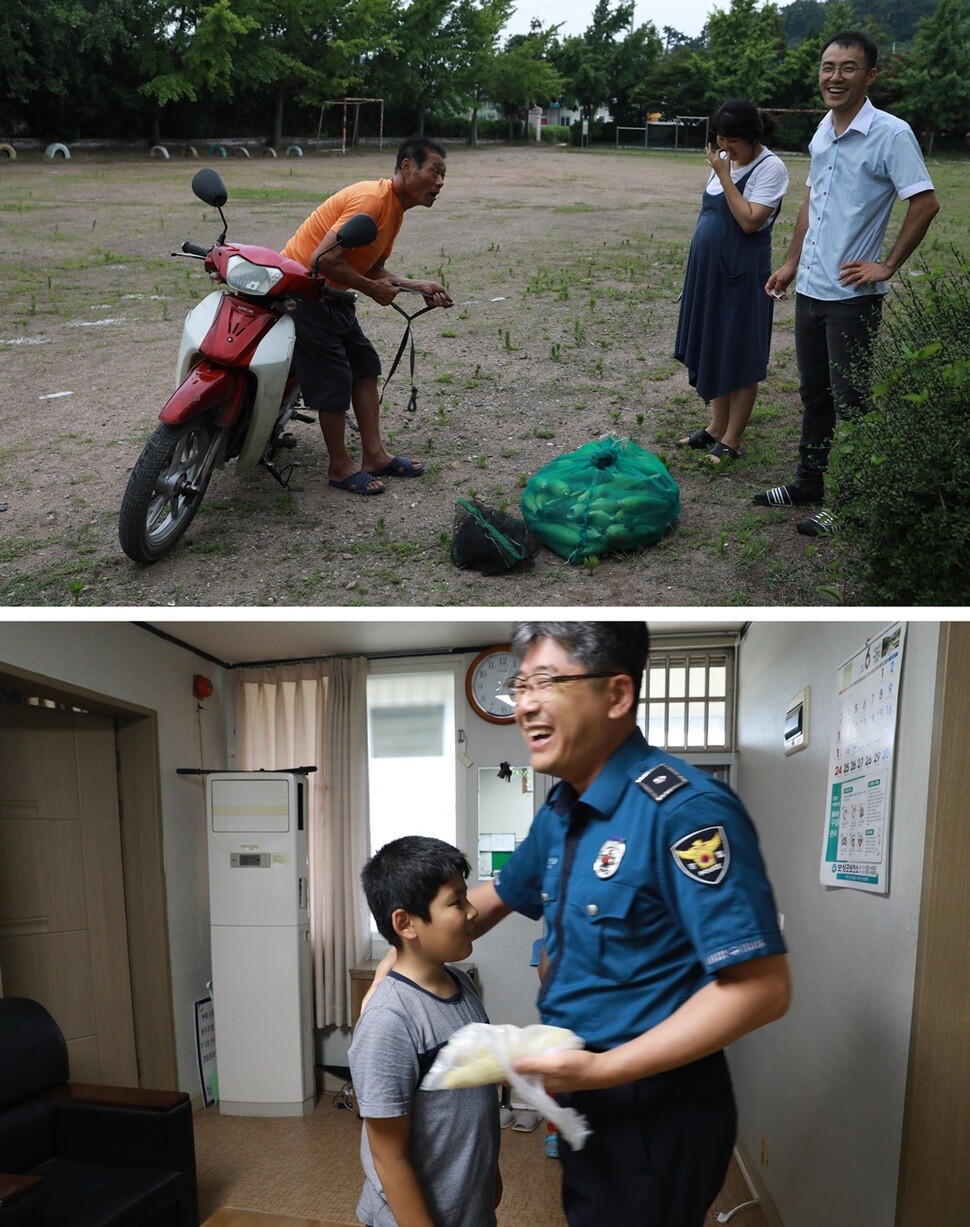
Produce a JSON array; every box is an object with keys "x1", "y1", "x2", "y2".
[{"x1": 638, "y1": 646, "x2": 736, "y2": 765}]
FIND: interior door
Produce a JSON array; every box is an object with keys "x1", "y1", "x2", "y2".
[{"x1": 0, "y1": 703, "x2": 139, "y2": 1084}]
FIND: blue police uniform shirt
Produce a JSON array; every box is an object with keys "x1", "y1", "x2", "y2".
[
  {"x1": 495, "y1": 728, "x2": 786, "y2": 1051},
  {"x1": 797, "y1": 99, "x2": 934, "y2": 301}
]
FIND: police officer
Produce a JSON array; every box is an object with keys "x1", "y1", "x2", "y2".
[{"x1": 473, "y1": 621, "x2": 790, "y2": 1227}]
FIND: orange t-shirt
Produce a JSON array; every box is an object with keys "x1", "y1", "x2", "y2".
[{"x1": 281, "y1": 179, "x2": 404, "y2": 283}]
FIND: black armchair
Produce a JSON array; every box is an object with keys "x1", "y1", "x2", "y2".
[{"x1": 0, "y1": 997, "x2": 199, "y2": 1226}]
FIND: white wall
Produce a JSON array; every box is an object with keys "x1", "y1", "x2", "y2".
[
  {"x1": 730, "y1": 620, "x2": 938, "y2": 1227},
  {"x1": 0, "y1": 620, "x2": 229, "y2": 1096}
]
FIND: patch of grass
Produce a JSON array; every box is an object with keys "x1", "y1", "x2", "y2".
[
  {"x1": 0, "y1": 552, "x2": 99, "y2": 604},
  {"x1": 229, "y1": 187, "x2": 325, "y2": 203}
]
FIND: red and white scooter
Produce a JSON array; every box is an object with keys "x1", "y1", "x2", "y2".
[{"x1": 119, "y1": 168, "x2": 377, "y2": 564}]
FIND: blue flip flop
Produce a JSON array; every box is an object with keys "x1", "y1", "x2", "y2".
[
  {"x1": 366, "y1": 455, "x2": 424, "y2": 478},
  {"x1": 329, "y1": 469, "x2": 386, "y2": 495}
]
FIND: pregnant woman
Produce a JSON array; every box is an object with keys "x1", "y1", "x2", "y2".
[{"x1": 674, "y1": 100, "x2": 789, "y2": 463}]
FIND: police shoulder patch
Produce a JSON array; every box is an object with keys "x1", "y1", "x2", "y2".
[
  {"x1": 670, "y1": 826, "x2": 730, "y2": 886},
  {"x1": 635, "y1": 763, "x2": 689, "y2": 803}
]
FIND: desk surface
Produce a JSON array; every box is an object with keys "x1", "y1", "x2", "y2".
[{"x1": 202, "y1": 1209, "x2": 353, "y2": 1227}]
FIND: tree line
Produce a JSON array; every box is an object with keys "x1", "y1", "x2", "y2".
[{"x1": 1, "y1": 0, "x2": 967, "y2": 153}]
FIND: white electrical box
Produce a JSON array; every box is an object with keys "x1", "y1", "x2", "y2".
[
  {"x1": 784, "y1": 688, "x2": 810, "y2": 756},
  {"x1": 206, "y1": 772, "x2": 315, "y2": 1116}
]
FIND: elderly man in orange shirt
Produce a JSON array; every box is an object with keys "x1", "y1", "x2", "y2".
[{"x1": 282, "y1": 136, "x2": 453, "y2": 496}]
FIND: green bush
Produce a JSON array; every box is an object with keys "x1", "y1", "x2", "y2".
[
  {"x1": 829, "y1": 256, "x2": 970, "y2": 604},
  {"x1": 475, "y1": 117, "x2": 524, "y2": 141},
  {"x1": 540, "y1": 124, "x2": 571, "y2": 144},
  {"x1": 425, "y1": 114, "x2": 473, "y2": 139},
  {"x1": 568, "y1": 119, "x2": 609, "y2": 146}
]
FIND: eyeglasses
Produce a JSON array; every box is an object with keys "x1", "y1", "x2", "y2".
[
  {"x1": 503, "y1": 672, "x2": 618, "y2": 702},
  {"x1": 819, "y1": 62, "x2": 864, "y2": 77}
]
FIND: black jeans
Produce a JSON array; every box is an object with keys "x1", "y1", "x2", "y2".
[{"x1": 794, "y1": 292, "x2": 883, "y2": 495}]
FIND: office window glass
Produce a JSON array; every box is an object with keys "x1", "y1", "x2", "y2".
[
  {"x1": 638, "y1": 648, "x2": 735, "y2": 751},
  {"x1": 366, "y1": 670, "x2": 457, "y2": 864}
]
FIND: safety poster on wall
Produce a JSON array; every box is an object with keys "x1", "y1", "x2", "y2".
[{"x1": 819, "y1": 622, "x2": 905, "y2": 894}]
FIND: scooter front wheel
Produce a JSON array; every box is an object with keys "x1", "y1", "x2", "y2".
[{"x1": 119, "y1": 415, "x2": 221, "y2": 563}]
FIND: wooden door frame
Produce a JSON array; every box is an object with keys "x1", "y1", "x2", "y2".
[
  {"x1": 895, "y1": 621, "x2": 970, "y2": 1224},
  {"x1": 0, "y1": 662, "x2": 177, "y2": 1091}
]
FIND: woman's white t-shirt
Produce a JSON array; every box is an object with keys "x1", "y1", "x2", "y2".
[{"x1": 705, "y1": 151, "x2": 789, "y2": 230}]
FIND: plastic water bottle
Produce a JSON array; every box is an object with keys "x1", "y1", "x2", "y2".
[{"x1": 545, "y1": 1123, "x2": 558, "y2": 1158}]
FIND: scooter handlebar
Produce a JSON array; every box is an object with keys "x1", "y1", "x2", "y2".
[
  {"x1": 180, "y1": 241, "x2": 211, "y2": 257},
  {"x1": 319, "y1": 285, "x2": 358, "y2": 303}
]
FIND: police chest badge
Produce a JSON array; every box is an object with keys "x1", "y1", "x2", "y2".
[
  {"x1": 594, "y1": 839, "x2": 626, "y2": 879},
  {"x1": 670, "y1": 826, "x2": 730, "y2": 885}
]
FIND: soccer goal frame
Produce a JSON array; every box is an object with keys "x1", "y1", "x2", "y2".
[{"x1": 316, "y1": 98, "x2": 385, "y2": 154}]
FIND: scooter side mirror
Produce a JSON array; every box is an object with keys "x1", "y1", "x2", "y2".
[
  {"x1": 191, "y1": 168, "x2": 229, "y2": 209},
  {"x1": 336, "y1": 213, "x2": 378, "y2": 249}
]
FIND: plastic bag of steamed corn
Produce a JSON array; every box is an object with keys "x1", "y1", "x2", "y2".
[
  {"x1": 521, "y1": 436, "x2": 680, "y2": 564},
  {"x1": 423, "y1": 1022, "x2": 591, "y2": 1151}
]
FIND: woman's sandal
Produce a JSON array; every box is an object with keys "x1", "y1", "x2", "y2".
[
  {"x1": 677, "y1": 427, "x2": 718, "y2": 450},
  {"x1": 707, "y1": 441, "x2": 741, "y2": 464}
]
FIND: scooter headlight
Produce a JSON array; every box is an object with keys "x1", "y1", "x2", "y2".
[{"x1": 224, "y1": 256, "x2": 284, "y2": 295}]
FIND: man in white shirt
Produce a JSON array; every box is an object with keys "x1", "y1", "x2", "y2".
[{"x1": 757, "y1": 30, "x2": 939, "y2": 536}]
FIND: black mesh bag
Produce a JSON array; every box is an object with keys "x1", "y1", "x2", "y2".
[{"x1": 450, "y1": 497, "x2": 541, "y2": 576}]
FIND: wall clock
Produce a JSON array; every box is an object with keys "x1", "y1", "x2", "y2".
[{"x1": 465, "y1": 646, "x2": 518, "y2": 724}]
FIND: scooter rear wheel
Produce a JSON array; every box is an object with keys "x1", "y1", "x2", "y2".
[{"x1": 119, "y1": 415, "x2": 220, "y2": 563}]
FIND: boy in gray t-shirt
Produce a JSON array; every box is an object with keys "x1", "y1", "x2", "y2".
[{"x1": 349, "y1": 836, "x2": 501, "y2": 1227}]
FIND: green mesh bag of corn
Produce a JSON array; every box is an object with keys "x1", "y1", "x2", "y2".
[{"x1": 521, "y1": 436, "x2": 680, "y2": 563}]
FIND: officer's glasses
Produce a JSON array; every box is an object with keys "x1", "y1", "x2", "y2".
[{"x1": 504, "y1": 672, "x2": 618, "y2": 703}]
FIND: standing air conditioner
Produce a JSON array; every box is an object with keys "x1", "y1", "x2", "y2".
[{"x1": 206, "y1": 771, "x2": 315, "y2": 1116}]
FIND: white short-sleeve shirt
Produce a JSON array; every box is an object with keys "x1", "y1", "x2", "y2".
[{"x1": 704, "y1": 150, "x2": 790, "y2": 229}]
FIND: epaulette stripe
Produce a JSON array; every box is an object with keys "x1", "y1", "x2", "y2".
[{"x1": 635, "y1": 763, "x2": 689, "y2": 802}]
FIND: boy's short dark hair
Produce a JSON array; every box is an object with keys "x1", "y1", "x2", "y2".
[
  {"x1": 821, "y1": 30, "x2": 878, "y2": 70},
  {"x1": 510, "y1": 621, "x2": 650, "y2": 702},
  {"x1": 395, "y1": 135, "x2": 446, "y2": 172},
  {"x1": 362, "y1": 835, "x2": 471, "y2": 948}
]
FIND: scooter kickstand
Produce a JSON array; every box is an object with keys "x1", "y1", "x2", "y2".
[{"x1": 259, "y1": 454, "x2": 298, "y2": 487}]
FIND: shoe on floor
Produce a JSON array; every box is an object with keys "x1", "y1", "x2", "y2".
[
  {"x1": 366, "y1": 455, "x2": 424, "y2": 478},
  {"x1": 512, "y1": 1110, "x2": 541, "y2": 1132},
  {"x1": 707, "y1": 441, "x2": 740, "y2": 464},
  {"x1": 753, "y1": 483, "x2": 820, "y2": 507},
  {"x1": 797, "y1": 510, "x2": 838, "y2": 537},
  {"x1": 329, "y1": 469, "x2": 386, "y2": 495},
  {"x1": 677, "y1": 427, "x2": 717, "y2": 450},
  {"x1": 499, "y1": 1107, "x2": 516, "y2": 1129}
]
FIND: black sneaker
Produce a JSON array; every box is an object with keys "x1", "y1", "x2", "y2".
[
  {"x1": 753, "y1": 484, "x2": 821, "y2": 508},
  {"x1": 796, "y1": 510, "x2": 838, "y2": 537}
]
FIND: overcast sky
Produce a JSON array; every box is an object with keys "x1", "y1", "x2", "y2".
[{"x1": 503, "y1": 0, "x2": 728, "y2": 41}]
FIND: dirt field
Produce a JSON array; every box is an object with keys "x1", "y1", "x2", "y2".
[{"x1": 1, "y1": 144, "x2": 962, "y2": 608}]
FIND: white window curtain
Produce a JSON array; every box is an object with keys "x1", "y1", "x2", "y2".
[{"x1": 232, "y1": 657, "x2": 371, "y2": 1028}]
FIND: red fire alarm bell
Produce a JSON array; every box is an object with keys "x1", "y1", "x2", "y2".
[{"x1": 193, "y1": 674, "x2": 213, "y2": 700}]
